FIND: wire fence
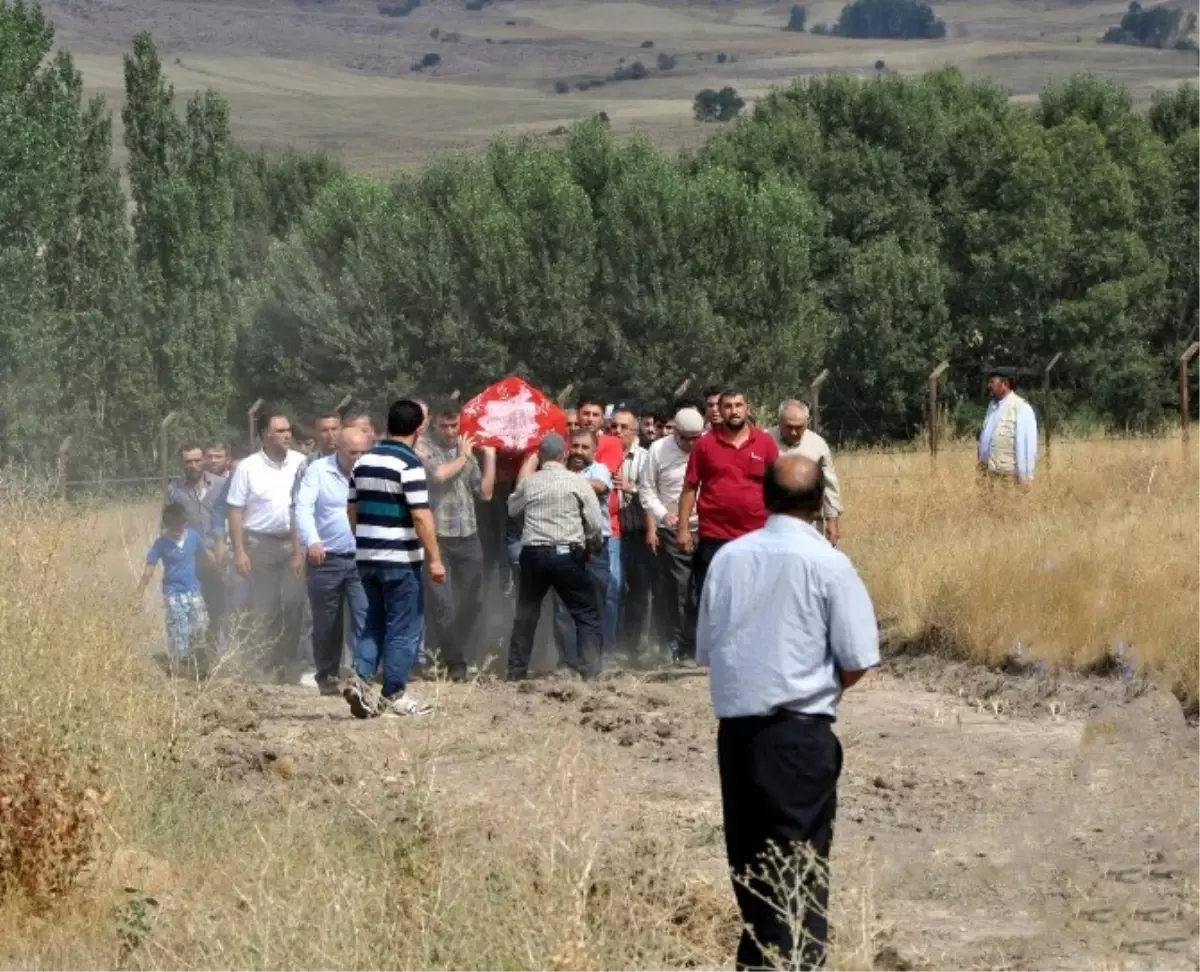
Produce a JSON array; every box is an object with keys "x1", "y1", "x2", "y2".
[{"x1": 17, "y1": 346, "x2": 1200, "y2": 502}]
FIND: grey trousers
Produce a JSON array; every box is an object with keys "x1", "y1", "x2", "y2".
[
  {"x1": 245, "y1": 533, "x2": 307, "y2": 677},
  {"x1": 656, "y1": 527, "x2": 697, "y2": 657}
]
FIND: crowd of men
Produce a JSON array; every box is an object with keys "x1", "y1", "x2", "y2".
[{"x1": 140, "y1": 366, "x2": 1035, "y2": 971}]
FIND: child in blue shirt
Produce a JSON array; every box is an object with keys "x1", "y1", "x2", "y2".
[{"x1": 135, "y1": 502, "x2": 215, "y2": 669}]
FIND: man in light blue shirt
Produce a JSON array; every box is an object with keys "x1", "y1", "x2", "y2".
[
  {"x1": 295, "y1": 427, "x2": 370, "y2": 694},
  {"x1": 978, "y1": 365, "x2": 1038, "y2": 483},
  {"x1": 698, "y1": 454, "x2": 879, "y2": 972}
]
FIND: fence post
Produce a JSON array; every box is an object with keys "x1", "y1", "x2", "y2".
[
  {"x1": 160, "y1": 412, "x2": 179, "y2": 494},
  {"x1": 1042, "y1": 352, "x2": 1063, "y2": 469},
  {"x1": 807, "y1": 369, "x2": 830, "y2": 433},
  {"x1": 555, "y1": 383, "x2": 576, "y2": 407},
  {"x1": 247, "y1": 398, "x2": 264, "y2": 453},
  {"x1": 1182, "y1": 342, "x2": 1199, "y2": 444},
  {"x1": 673, "y1": 377, "x2": 693, "y2": 401},
  {"x1": 928, "y1": 361, "x2": 949, "y2": 464},
  {"x1": 335, "y1": 394, "x2": 352, "y2": 414},
  {"x1": 56, "y1": 435, "x2": 72, "y2": 501},
  {"x1": 450, "y1": 389, "x2": 461, "y2": 401}
]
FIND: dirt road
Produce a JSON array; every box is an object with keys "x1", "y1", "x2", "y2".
[{"x1": 190, "y1": 665, "x2": 1199, "y2": 970}]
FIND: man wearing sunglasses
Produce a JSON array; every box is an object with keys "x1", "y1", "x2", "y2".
[{"x1": 638, "y1": 407, "x2": 705, "y2": 665}]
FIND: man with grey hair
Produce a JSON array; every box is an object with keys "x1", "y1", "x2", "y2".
[
  {"x1": 768, "y1": 399, "x2": 843, "y2": 546},
  {"x1": 505, "y1": 433, "x2": 606, "y2": 681},
  {"x1": 639, "y1": 406, "x2": 705, "y2": 663}
]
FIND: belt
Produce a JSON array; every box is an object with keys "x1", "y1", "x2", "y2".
[
  {"x1": 724, "y1": 709, "x2": 834, "y2": 725},
  {"x1": 325, "y1": 550, "x2": 356, "y2": 559},
  {"x1": 246, "y1": 530, "x2": 290, "y2": 541}
]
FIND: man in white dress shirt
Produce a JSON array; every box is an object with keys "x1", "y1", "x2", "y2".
[
  {"x1": 699, "y1": 454, "x2": 879, "y2": 970},
  {"x1": 226, "y1": 411, "x2": 307, "y2": 680}
]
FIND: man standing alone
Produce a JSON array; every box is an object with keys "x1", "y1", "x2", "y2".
[
  {"x1": 699, "y1": 455, "x2": 879, "y2": 971},
  {"x1": 769, "y1": 400, "x2": 844, "y2": 546},
  {"x1": 225, "y1": 412, "x2": 307, "y2": 680},
  {"x1": 420, "y1": 398, "x2": 496, "y2": 680},
  {"x1": 344, "y1": 400, "x2": 445, "y2": 718},
  {"x1": 978, "y1": 366, "x2": 1038, "y2": 483},
  {"x1": 677, "y1": 389, "x2": 779, "y2": 599},
  {"x1": 295, "y1": 426, "x2": 370, "y2": 695}
]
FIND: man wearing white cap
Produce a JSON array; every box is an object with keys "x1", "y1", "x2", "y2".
[
  {"x1": 638, "y1": 407, "x2": 705, "y2": 664},
  {"x1": 978, "y1": 366, "x2": 1038, "y2": 483}
]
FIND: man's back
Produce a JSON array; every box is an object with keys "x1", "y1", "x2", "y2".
[
  {"x1": 698, "y1": 515, "x2": 878, "y2": 719},
  {"x1": 510, "y1": 462, "x2": 602, "y2": 548},
  {"x1": 350, "y1": 441, "x2": 429, "y2": 565}
]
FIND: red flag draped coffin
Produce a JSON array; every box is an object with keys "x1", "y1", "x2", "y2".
[{"x1": 459, "y1": 377, "x2": 568, "y2": 456}]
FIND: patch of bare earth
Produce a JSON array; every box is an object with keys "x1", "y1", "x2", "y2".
[{"x1": 184, "y1": 661, "x2": 1199, "y2": 970}]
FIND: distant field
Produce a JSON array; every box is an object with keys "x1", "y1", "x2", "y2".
[{"x1": 51, "y1": 0, "x2": 1198, "y2": 172}]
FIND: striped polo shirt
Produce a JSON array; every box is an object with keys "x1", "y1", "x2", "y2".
[{"x1": 348, "y1": 440, "x2": 429, "y2": 565}]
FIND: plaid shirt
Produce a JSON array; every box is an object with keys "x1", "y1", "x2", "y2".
[
  {"x1": 507, "y1": 462, "x2": 604, "y2": 548},
  {"x1": 421, "y1": 435, "x2": 483, "y2": 538}
]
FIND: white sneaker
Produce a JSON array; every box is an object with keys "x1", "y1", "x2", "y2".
[
  {"x1": 299, "y1": 671, "x2": 319, "y2": 688},
  {"x1": 384, "y1": 693, "x2": 433, "y2": 717}
]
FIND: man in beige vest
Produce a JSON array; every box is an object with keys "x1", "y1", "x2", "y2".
[
  {"x1": 767, "y1": 400, "x2": 843, "y2": 546},
  {"x1": 978, "y1": 366, "x2": 1038, "y2": 483}
]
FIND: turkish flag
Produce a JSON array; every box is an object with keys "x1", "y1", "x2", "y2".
[{"x1": 460, "y1": 377, "x2": 568, "y2": 455}]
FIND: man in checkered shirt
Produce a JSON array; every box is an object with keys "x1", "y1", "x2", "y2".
[
  {"x1": 505, "y1": 433, "x2": 605, "y2": 680},
  {"x1": 418, "y1": 398, "x2": 496, "y2": 680}
]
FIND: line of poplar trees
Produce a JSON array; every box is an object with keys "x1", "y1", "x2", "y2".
[{"x1": 1, "y1": 0, "x2": 1196, "y2": 475}]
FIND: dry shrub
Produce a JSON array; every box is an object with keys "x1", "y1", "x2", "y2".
[
  {"x1": 0, "y1": 731, "x2": 106, "y2": 909},
  {"x1": 844, "y1": 438, "x2": 1198, "y2": 702}
]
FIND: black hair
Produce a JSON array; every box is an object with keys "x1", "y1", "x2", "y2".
[
  {"x1": 570, "y1": 428, "x2": 598, "y2": 445},
  {"x1": 162, "y1": 502, "x2": 188, "y2": 527},
  {"x1": 179, "y1": 442, "x2": 204, "y2": 455},
  {"x1": 576, "y1": 396, "x2": 606, "y2": 413},
  {"x1": 312, "y1": 412, "x2": 341, "y2": 426},
  {"x1": 387, "y1": 399, "x2": 425, "y2": 437},
  {"x1": 719, "y1": 387, "x2": 748, "y2": 403},
  {"x1": 703, "y1": 385, "x2": 723, "y2": 401},
  {"x1": 763, "y1": 461, "x2": 825, "y2": 517},
  {"x1": 205, "y1": 440, "x2": 229, "y2": 453},
  {"x1": 432, "y1": 397, "x2": 462, "y2": 420},
  {"x1": 257, "y1": 409, "x2": 290, "y2": 437}
]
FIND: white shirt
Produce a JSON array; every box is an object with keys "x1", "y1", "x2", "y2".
[
  {"x1": 637, "y1": 434, "x2": 698, "y2": 529},
  {"x1": 225, "y1": 449, "x2": 306, "y2": 535},
  {"x1": 698, "y1": 515, "x2": 879, "y2": 719}
]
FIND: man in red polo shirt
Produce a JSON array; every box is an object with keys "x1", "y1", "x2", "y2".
[{"x1": 677, "y1": 389, "x2": 779, "y2": 599}]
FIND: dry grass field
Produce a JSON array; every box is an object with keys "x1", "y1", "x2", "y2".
[
  {"x1": 48, "y1": 0, "x2": 1200, "y2": 172},
  {"x1": 0, "y1": 438, "x2": 1196, "y2": 970}
]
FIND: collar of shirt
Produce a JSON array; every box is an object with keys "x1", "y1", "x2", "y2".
[{"x1": 763, "y1": 513, "x2": 826, "y2": 542}]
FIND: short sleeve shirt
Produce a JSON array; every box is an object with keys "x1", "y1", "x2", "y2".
[
  {"x1": 147, "y1": 529, "x2": 204, "y2": 595},
  {"x1": 349, "y1": 441, "x2": 430, "y2": 565},
  {"x1": 684, "y1": 426, "x2": 780, "y2": 541}
]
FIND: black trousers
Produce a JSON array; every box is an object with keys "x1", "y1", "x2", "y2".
[
  {"x1": 553, "y1": 543, "x2": 609, "y2": 674},
  {"x1": 426, "y1": 533, "x2": 484, "y2": 671},
  {"x1": 509, "y1": 545, "x2": 602, "y2": 679},
  {"x1": 717, "y1": 714, "x2": 842, "y2": 971},
  {"x1": 692, "y1": 537, "x2": 728, "y2": 604},
  {"x1": 618, "y1": 531, "x2": 655, "y2": 653}
]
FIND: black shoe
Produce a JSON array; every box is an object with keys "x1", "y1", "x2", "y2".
[
  {"x1": 447, "y1": 664, "x2": 469, "y2": 683},
  {"x1": 316, "y1": 676, "x2": 342, "y2": 697}
]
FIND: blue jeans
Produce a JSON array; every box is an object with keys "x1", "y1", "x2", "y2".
[
  {"x1": 354, "y1": 562, "x2": 424, "y2": 698},
  {"x1": 603, "y1": 537, "x2": 623, "y2": 652},
  {"x1": 307, "y1": 554, "x2": 367, "y2": 683}
]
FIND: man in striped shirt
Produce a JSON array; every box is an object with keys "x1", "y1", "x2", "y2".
[{"x1": 344, "y1": 399, "x2": 446, "y2": 718}]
